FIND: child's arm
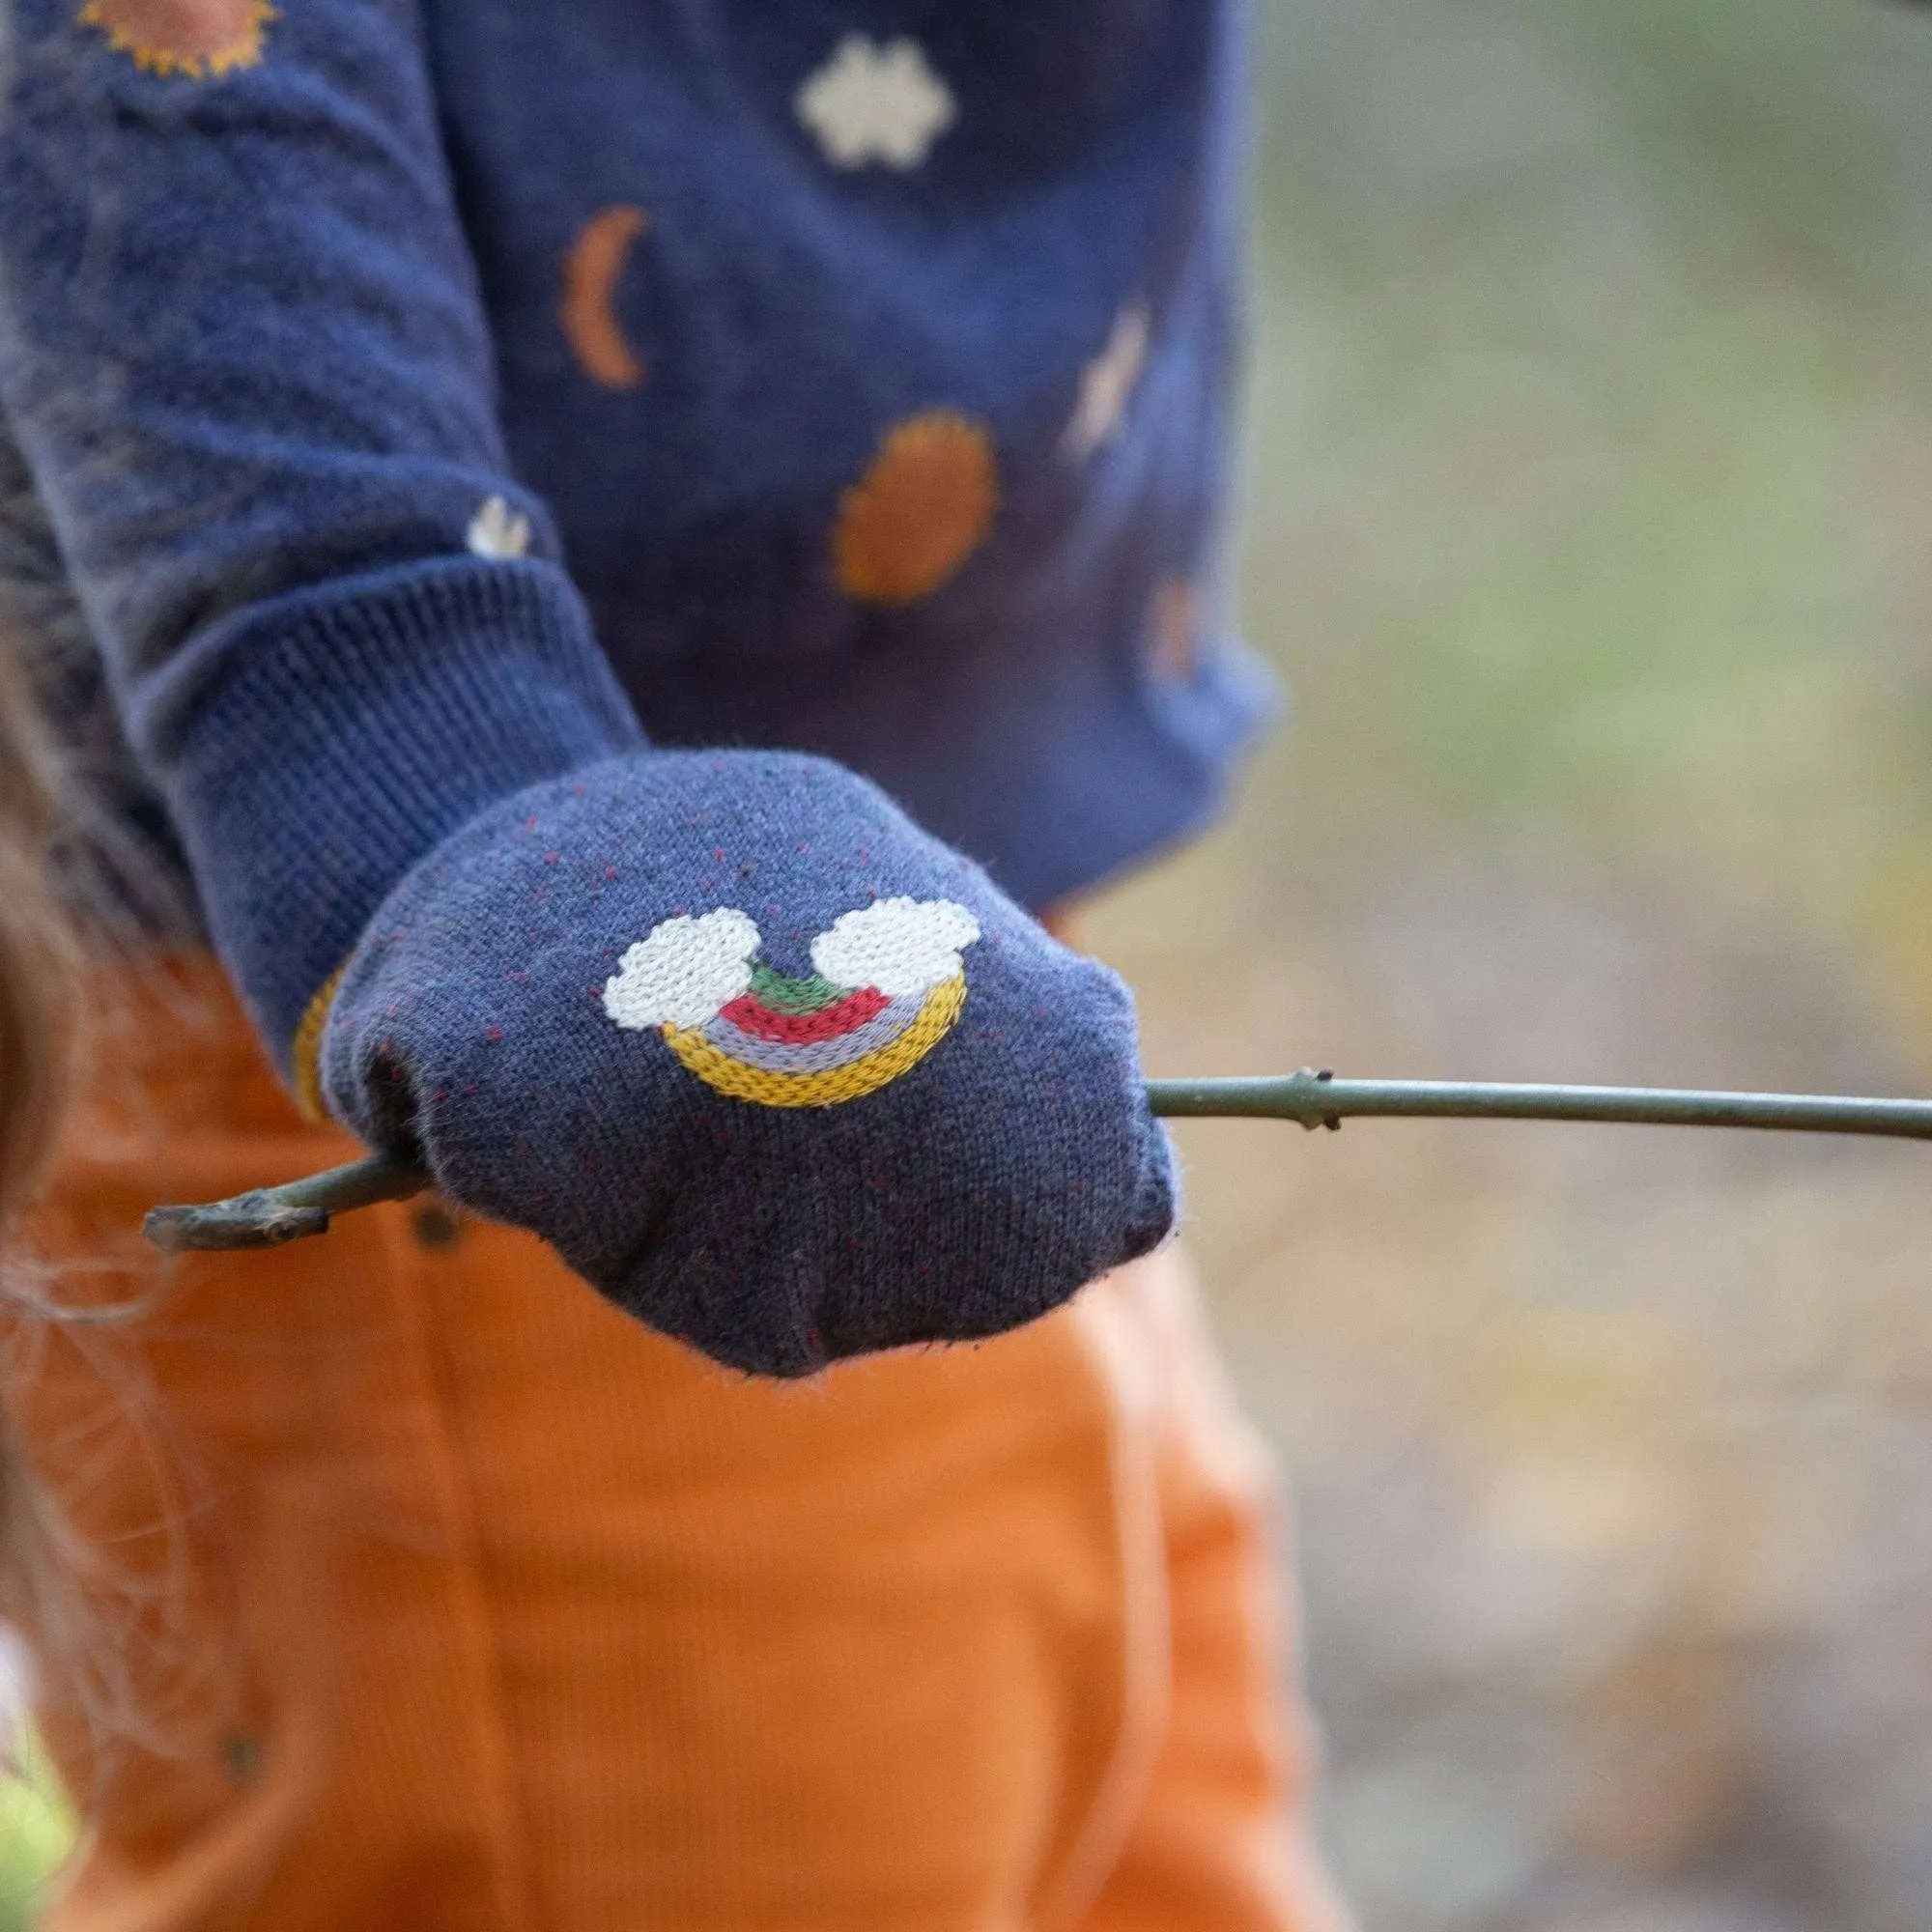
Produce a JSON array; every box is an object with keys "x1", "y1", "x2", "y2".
[
  {"x1": 0, "y1": 0, "x2": 646, "y2": 1047},
  {"x1": 0, "y1": 1, "x2": 1175, "y2": 1373}
]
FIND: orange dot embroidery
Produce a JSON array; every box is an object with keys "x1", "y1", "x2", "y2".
[
  {"x1": 833, "y1": 410, "x2": 999, "y2": 606},
  {"x1": 1146, "y1": 577, "x2": 1201, "y2": 684},
  {"x1": 77, "y1": 0, "x2": 272, "y2": 76},
  {"x1": 561, "y1": 206, "x2": 649, "y2": 391}
]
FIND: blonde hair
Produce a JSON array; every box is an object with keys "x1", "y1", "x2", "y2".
[
  {"x1": 0, "y1": 634, "x2": 85, "y2": 1725},
  {"x1": 0, "y1": 641, "x2": 73, "y2": 1212}
]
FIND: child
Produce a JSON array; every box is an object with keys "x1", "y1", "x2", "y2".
[{"x1": 0, "y1": 0, "x2": 1351, "y2": 1924}]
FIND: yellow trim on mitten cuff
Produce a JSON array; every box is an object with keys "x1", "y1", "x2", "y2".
[{"x1": 291, "y1": 962, "x2": 349, "y2": 1124}]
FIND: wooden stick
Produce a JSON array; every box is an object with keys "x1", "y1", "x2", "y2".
[{"x1": 141, "y1": 1071, "x2": 1932, "y2": 1253}]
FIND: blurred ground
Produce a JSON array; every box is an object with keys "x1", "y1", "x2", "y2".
[{"x1": 1087, "y1": 3, "x2": 1932, "y2": 1928}]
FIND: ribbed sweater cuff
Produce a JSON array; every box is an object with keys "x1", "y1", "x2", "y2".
[{"x1": 150, "y1": 556, "x2": 647, "y2": 1066}]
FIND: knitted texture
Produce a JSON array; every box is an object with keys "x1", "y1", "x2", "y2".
[
  {"x1": 318, "y1": 753, "x2": 1178, "y2": 1378},
  {"x1": 0, "y1": 0, "x2": 1272, "y2": 953},
  {"x1": 152, "y1": 558, "x2": 647, "y2": 1063}
]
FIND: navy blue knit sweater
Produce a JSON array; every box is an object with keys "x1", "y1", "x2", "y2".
[{"x1": 0, "y1": 0, "x2": 1267, "y2": 1059}]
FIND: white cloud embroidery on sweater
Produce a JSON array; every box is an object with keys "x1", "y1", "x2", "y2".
[
  {"x1": 467, "y1": 495, "x2": 532, "y2": 560},
  {"x1": 796, "y1": 37, "x2": 956, "y2": 170},
  {"x1": 1063, "y1": 303, "x2": 1150, "y2": 461}
]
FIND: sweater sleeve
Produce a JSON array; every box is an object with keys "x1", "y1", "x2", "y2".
[{"x1": 0, "y1": 0, "x2": 646, "y2": 1059}]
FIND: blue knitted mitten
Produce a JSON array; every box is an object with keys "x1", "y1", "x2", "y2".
[{"x1": 315, "y1": 753, "x2": 1176, "y2": 1375}]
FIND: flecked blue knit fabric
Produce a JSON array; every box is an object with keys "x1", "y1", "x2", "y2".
[
  {"x1": 321, "y1": 753, "x2": 1177, "y2": 1376},
  {"x1": 0, "y1": 0, "x2": 1271, "y2": 1067}
]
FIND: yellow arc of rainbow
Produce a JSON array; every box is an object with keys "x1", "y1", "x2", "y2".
[{"x1": 659, "y1": 974, "x2": 967, "y2": 1108}]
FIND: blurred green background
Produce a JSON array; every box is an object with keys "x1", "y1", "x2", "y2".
[{"x1": 1089, "y1": 1, "x2": 1932, "y2": 1928}]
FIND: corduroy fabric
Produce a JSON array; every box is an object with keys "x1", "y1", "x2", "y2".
[
  {"x1": 14, "y1": 956, "x2": 1351, "y2": 1932},
  {"x1": 319, "y1": 752, "x2": 1177, "y2": 1377}
]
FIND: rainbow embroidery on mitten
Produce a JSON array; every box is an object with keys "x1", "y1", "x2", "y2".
[{"x1": 602, "y1": 898, "x2": 980, "y2": 1106}]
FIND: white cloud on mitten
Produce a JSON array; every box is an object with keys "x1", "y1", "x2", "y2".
[
  {"x1": 604, "y1": 908, "x2": 762, "y2": 1030},
  {"x1": 810, "y1": 897, "x2": 980, "y2": 998}
]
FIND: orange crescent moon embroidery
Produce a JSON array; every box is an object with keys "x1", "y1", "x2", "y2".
[
  {"x1": 560, "y1": 206, "x2": 649, "y2": 391},
  {"x1": 77, "y1": 0, "x2": 272, "y2": 76}
]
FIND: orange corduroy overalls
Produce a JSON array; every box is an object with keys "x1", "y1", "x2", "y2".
[{"x1": 12, "y1": 956, "x2": 1350, "y2": 1932}]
